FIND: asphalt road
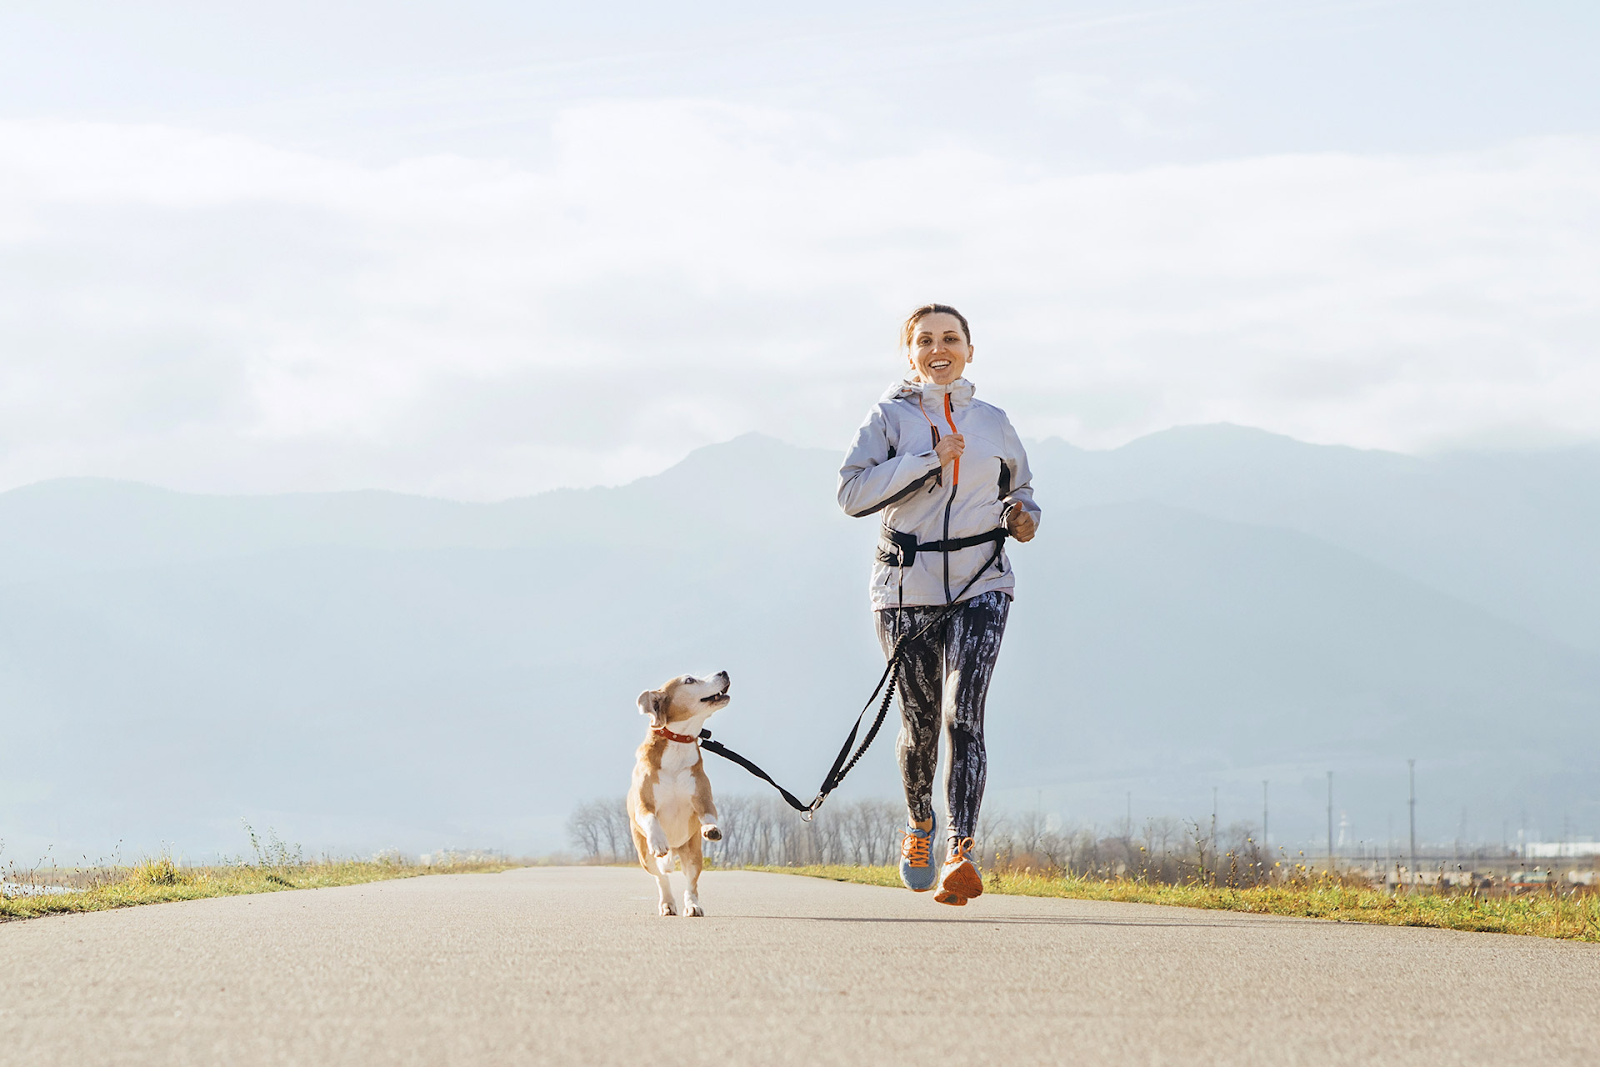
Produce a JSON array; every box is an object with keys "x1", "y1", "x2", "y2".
[{"x1": 2, "y1": 867, "x2": 1596, "y2": 1065}]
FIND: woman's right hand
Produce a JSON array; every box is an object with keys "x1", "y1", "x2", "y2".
[{"x1": 934, "y1": 433, "x2": 965, "y2": 465}]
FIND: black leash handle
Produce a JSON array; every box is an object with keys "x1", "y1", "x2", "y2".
[{"x1": 697, "y1": 535, "x2": 1007, "y2": 819}]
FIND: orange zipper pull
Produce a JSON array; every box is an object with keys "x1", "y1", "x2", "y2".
[{"x1": 943, "y1": 392, "x2": 960, "y2": 487}]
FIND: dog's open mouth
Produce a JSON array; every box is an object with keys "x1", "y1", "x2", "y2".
[{"x1": 700, "y1": 687, "x2": 730, "y2": 705}]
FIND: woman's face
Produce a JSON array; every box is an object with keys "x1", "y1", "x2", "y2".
[{"x1": 905, "y1": 312, "x2": 972, "y2": 386}]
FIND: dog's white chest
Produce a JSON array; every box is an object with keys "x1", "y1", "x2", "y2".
[
  {"x1": 654, "y1": 748, "x2": 699, "y2": 827},
  {"x1": 657, "y1": 764, "x2": 696, "y2": 805}
]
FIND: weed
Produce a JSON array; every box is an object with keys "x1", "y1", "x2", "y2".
[
  {"x1": 130, "y1": 855, "x2": 185, "y2": 887},
  {"x1": 2, "y1": 826, "x2": 522, "y2": 924},
  {"x1": 763, "y1": 864, "x2": 1600, "y2": 942}
]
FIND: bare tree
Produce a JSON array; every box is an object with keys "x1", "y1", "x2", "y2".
[
  {"x1": 599, "y1": 799, "x2": 631, "y2": 861},
  {"x1": 566, "y1": 801, "x2": 604, "y2": 861},
  {"x1": 566, "y1": 797, "x2": 630, "y2": 863}
]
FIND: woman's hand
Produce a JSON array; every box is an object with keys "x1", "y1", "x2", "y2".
[
  {"x1": 1005, "y1": 505, "x2": 1037, "y2": 542},
  {"x1": 934, "y1": 433, "x2": 965, "y2": 466}
]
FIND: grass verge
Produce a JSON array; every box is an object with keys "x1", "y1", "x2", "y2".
[
  {"x1": 1, "y1": 858, "x2": 516, "y2": 922},
  {"x1": 755, "y1": 865, "x2": 1600, "y2": 942}
]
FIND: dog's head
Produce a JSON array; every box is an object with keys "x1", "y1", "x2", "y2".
[{"x1": 637, "y1": 671, "x2": 731, "y2": 730}]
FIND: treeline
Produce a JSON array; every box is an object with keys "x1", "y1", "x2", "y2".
[
  {"x1": 567, "y1": 795, "x2": 1278, "y2": 885},
  {"x1": 565, "y1": 795, "x2": 906, "y2": 868}
]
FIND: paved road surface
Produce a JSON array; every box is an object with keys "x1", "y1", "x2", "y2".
[{"x1": 2, "y1": 867, "x2": 1596, "y2": 1065}]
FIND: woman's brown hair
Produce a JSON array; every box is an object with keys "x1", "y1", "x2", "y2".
[{"x1": 900, "y1": 303, "x2": 971, "y2": 350}]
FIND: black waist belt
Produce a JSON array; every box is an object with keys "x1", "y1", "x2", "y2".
[{"x1": 876, "y1": 526, "x2": 1006, "y2": 568}]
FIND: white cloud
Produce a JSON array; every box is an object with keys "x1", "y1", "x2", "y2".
[
  {"x1": 2, "y1": 106, "x2": 1598, "y2": 498},
  {"x1": 1034, "y1": 71, "x2": 1205, "y2": 139}
]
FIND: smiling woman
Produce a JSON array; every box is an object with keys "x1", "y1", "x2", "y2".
[{"x1": 836, "y1": 302, "x2": 1041, "y2": 907}]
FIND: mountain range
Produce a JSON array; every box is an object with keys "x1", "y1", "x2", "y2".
[{"x1": 2, "y1": 426, "x2": 1595, "y2": 860}]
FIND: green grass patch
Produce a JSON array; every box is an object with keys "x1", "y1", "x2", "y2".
[
  {"x1": 1, "y1": 858, "x2": 516, "y2": 922},
  {"x1": 755, "y1": 864, "x2": 1600, "y2": 942}
]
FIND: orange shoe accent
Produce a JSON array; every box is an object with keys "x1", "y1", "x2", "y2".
[{"x1": 934, "y1": 837, "x2": 984, "y2": 905}]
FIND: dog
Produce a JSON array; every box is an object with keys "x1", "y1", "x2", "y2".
[{"x1": 628, "y1": 670, "x2": 729, "y2": 917}]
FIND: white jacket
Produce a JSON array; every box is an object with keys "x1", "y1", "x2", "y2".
[{"x1": 838, "y1": 379, "x2": 1041, "y2": 609}]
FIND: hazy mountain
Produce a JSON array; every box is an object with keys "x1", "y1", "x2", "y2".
[
  {"x1": 1035, "y1": 426, "x2": 1600, "y2": 654},
  {"x1": 2, "y1": 429, "x2": 1595, "y2": 861}
]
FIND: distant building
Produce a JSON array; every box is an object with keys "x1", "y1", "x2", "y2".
[{"x1": 1524, "y1": 841, "x2": 1600, "y2": 858}]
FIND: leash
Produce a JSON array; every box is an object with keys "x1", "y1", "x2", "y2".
[{"x1": 695, "y1": 535, "x2": 1007, "y2": 820}]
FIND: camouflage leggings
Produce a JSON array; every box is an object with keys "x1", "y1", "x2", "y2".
[{"x1": 874, "y1": 591, "x2": 1011, "y2": 845}]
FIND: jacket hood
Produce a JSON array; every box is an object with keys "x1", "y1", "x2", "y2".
[{"x1": 880, "y1": 378, "x2": 976, "y2": 405}]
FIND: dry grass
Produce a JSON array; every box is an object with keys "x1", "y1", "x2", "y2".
[
  {"x1": 1, "y1": 857, "x2": 517, "y2": 922},
  {"x1": 758, "y1": 864, "x2": 1600, "y2": 942}
]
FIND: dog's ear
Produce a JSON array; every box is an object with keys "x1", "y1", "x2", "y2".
[{"x1": 637, "y1": 689, "x2": 668, "y2": 729}]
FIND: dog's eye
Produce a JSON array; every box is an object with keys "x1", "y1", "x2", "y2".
[{"x1": 683, "y1": 676, "x2": 696, "y2": 685}]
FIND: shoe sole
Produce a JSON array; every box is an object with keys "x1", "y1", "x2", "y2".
[
  {"x1": 937, "y1": 859, "x2": 984, "y2": 902},
  {"x1": 933, "y1": 890, "x2": 967, "y2": 906}
]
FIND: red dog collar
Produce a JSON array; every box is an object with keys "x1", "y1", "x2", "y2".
[{"x1": 652, "y1": 726, "x2": 700, "y2": 745}]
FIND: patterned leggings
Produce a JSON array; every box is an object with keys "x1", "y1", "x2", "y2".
[{"x1": 874, "y1": 590, "x2": 1011, "y2": 845}]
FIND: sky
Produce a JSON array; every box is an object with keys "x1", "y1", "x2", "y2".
[{"x1": 2, "y1": 0, "x2": 1598, "y2": 499}]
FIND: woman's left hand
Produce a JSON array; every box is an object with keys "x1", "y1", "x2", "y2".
[{"x1": 1005, "y1": 506, "x2": 1037, "y2": 542}]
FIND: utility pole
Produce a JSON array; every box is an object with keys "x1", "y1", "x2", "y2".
[
  {"x1": 1126, "y1": 791, "x2": 1132, "y2": 838},
  {"x1": 1326, "y1": 771, "x2": 1334, "y2": 873},
  {"x1": 1211, "y1": 787, "x2": 1218, "y2": 855},
  {"x1": 1262, "y1": 780, "x2": 1269, "y2": 848},
  {"x1": 1408, "y1": 759, "x2": 1417, "y2": 888}
]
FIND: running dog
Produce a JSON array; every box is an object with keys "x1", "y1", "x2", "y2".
[{"x1": 628, "y1": 671, "x2": 729, "y2": 917}]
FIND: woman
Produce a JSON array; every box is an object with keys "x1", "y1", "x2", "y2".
[{"x1": 837, "y1": 303, "x2": 1040, "y2": 906}]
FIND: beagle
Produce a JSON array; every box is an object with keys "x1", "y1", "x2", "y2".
[{"x1": 628, "y1": 671, "x2": 728, "y2": 916}]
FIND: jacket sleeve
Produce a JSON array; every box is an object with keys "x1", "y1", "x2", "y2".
[
  {"x1": 837, "y1": 404, "x2": 942, "y2": 519},
  {"x1": 998, "y1": 414, "x2": 1042, "y2": 534}
]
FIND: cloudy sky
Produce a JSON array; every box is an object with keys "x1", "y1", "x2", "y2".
[{"x1": 2, "y1": 1, "x2": 1597, "y2": 498}]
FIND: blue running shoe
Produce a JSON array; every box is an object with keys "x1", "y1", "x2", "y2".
[{"x1": 899, "y1": 825, "x2": 937, "y2": 892}]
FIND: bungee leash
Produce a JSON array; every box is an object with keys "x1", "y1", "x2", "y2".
[{"x1": 695, "y1": 533, "x2": 1007, "y2": 820}]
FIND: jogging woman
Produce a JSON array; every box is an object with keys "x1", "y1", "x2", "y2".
[{"x1": 837, "y1": 303, "x2": 1040, "y2": 905}]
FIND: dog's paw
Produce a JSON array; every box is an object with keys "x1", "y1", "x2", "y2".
[
  {"x1": 684, "y1": 903, "x2": 704, "y2": 918},
  {"x1": 701, "y1": 824, "x2": 722, "y2": 842},
  {"x1": 659, "y1": 901, "x2": 676, "y2": 917},
  {"x1": 647, "y1": 829, "x2": 670, "y2": 857}
]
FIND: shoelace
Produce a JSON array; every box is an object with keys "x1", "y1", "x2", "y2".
[
  {"x1": 945, "y1": 836, "x2": 976, "y2": 868},
  {"x1": 900, "y1": 830, "x2": 932, "y2": 869}
]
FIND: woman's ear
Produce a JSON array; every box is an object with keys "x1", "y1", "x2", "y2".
[{"x1": 637, "y1": 689, "x2": 668, "y2": 728}]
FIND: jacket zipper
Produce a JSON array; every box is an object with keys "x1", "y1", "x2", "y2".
[{"x1": 940, "y1": 392, "x2": 960, "y2": 604}]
